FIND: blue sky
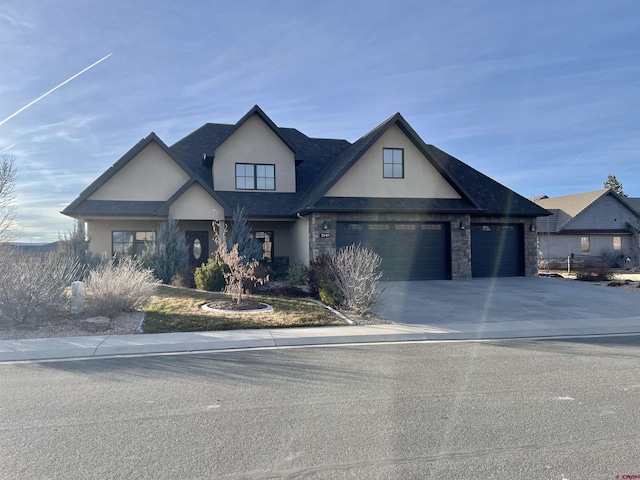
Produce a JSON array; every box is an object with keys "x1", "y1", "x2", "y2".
[{"x1": 1, "y1": 1, "x2": 639, "y2": 242}]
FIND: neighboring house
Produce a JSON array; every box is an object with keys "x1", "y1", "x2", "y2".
[
  {"x1": 63, "y1": 105, "x2": 547, "y2": 280},
  {"x1": 534, "y1": 189, "x2": 640, "y2": 267}
]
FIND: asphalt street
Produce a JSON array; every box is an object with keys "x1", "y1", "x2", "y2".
[{"x1": 2, "y1": 338, "x2": 640, "y2": 479}]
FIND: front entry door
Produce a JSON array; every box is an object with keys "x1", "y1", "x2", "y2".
[{"x1": 186, "y1": 231, "x2": 209, "y2": 267}]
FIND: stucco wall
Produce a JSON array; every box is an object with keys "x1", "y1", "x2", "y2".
[
  {"x1": 325, "y1": 125, "x2": 461, "y2": 199},
  {"x1": 538, "y1": 233, "x2": 633, "y2": 260},
  {"x1": 86, "y1": 219, "x2": 162, "y2": 256},
  {"x1": 89, "y1": 142, "x2": 190, "y2": 201},
  {"x1": 213, "y1": 114, "x2": 296, "y2": 192},
  {"x1": 169, "y1": 184, "x2": 224, "y2": 220}
]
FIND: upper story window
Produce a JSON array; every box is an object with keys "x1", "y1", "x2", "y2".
[
  {"x1": 235, "y1": 163, "x2": 275, "y2": 190},
  {"x1": 383, "y1": 148, "x2": 404, "y2": 178}
]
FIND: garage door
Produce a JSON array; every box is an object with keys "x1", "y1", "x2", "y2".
[
  {"x1": 471, "y1": 224, "x2": 524, "y2": 277},
  {"x1": 336, "y1": 222, "x2": 450, "y2": 280}
]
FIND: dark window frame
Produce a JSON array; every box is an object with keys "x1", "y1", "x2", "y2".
[
  {"x1": 383, "y1": 148, "x2": 404, "y2": 179},
  {"x1": 251, "y1": 230, "x2": 274, "y2": 262},
  {"x1": 112, "y1": 230, "x2": 155, "y2": 257},
  {"x1": 235, "y1": 163, "x2": 276, "y2": 190}
]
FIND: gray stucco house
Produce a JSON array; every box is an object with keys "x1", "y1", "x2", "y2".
[
  {"x1": 535, "y1": 189, "x2": 640, "y2": 267},
  {"x1": 63, "y1": 105, "x2": 547, "y2": 280}
]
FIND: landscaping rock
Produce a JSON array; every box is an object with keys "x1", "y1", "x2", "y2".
[{"x1": 80, "y1": 316, "x2": 111, "y2": 332}]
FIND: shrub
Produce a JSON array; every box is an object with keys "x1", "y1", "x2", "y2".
[
  {"x1": 575, "y1": 268, "x2": 614, "y2": 282},
  {"x1": 257, "y1": 283, "x2": 309, "y2": 298},
  {"x1": 286, "y1": 263, "x2": 309, "y2": 285},
  {"x1": 308, "y1": 254, "x2": 338, "y2": 297},
  {"x1": 318, "y1": 281, "x2": 344, "y2": 307},
  {"x1": 58, "y1": 221, "x2": 103, "y2": 279},
  {"x1": 600, "y1": 249, "x2": 627, "y2": 269},
  {"x1": 194, "y1": 255, "x2": 226, "y2": 292},
  {"x1": 332, "y1": 244, "x2": 383, "y2": 314},
  {"x1": 140, "y1": 216, "x2": 189, "y2": 283},
  {"x1": 85, "y1": 257, "x2": 158, "y2": 317},
  {"x1": 171, "y1": 265, "x2": 196, "y2": 289},
  {"x1": 0, "y1": 246, "x2": 81, "y2": 324}
]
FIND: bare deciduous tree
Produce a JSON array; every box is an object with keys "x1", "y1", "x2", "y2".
[{"x1": 0, "y1": 154, "x2": 18, "y2": 242}]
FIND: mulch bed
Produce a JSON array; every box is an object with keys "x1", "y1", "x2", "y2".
[{"x1": 205, "y1": 301, "x2": 270, "y2": 311}]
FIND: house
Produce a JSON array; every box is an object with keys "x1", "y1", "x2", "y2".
[
  {"x1": 534, "y1": 189, "x2": 640, "y2": 267},
  {"x1": 62, "y1": 105, "x2": 548, "y2": 280}
]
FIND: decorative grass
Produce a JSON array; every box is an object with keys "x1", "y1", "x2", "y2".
[{"x1": 142, "y1": 285, "x2": 346, "y2": 333}]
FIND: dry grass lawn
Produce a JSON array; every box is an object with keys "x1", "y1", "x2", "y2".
[{"x1": 143, "y1": 285, "x2": 347, "y2": 333}]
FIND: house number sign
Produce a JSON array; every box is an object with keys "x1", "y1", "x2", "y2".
[{"x1": 320, "y1": 232, "x2": 331, "y2": 238}]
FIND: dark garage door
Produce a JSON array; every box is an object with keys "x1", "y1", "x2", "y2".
[
  {"x1": 471, "y1": 224, "x2": 524, "y2": 277},
  {"x1": 336, "y1": 222, "x2": 450, "y2": 280}
]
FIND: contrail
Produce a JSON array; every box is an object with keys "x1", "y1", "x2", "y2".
[
  {"x1": 1, "y1": 143, "x2": 16, "y2": 152},
  {"x1": 0, "y1": 53, "x2": 113, "y2": 126}
]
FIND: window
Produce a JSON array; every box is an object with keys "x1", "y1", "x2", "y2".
[
  {"x1": 383, "y1": 148, "x2": 404, "y2": 178},
  {"x1": 613, "y1": 236, "x2": 622, "y2": 251},
  {"x1": 112, "y1": 231, "x2": 155, "y2": 257},
  {"x1": 235, "y1": 163, "x2": 275, "y2": 190},
  {"x1": 251, "y1": 231, "x2": 274, "y2": 262},
  {"x1": 581, "y1": 236, "x2": 590, "y2": 253}
]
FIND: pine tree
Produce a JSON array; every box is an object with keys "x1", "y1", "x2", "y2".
[
  {"x1": 141, "y1": 216, "x2": 189, "y2": 283},
  {"x1": 604, "y1": 174, "x2": 627, "y2": 197},
  {"x1": 227, "y1": 205, "x2": 263, "y2": 263}
]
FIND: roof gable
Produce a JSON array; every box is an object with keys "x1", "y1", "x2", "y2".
[
  {"x1": 63, "y1": 132, "x2": 229, "y2": 217},
  {"x1": 297, "y1": 113, "x2": 480, "y2": 211},
  {"x1": 214, "y1": 105, "x2": 303, "y2": 163},
  {"x1": 535, "y1": 189, "x2": 640, "y2": 233}
]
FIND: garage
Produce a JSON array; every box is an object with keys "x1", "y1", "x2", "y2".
[
  {"x1": 336, "y1": 222, "x2": 450, "y2": 280},
  {"x1": 471, "y1": 224, "x2": 524, "y2": 277}
]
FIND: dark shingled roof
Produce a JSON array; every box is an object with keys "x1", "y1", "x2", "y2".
[{"x1": 63, "y1": 106, "x2": 548, "y2": 219}]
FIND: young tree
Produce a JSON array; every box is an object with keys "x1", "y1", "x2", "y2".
[
  {"x1": 140, "y1": 216, "x2": 189, "y2": 283},
  {"x1": 604, "y1": 174, "x2": 627, "y2": 197},
  {"x1": 227, "y1": 205, "x2": 263, "y2": 263},
  {"x1": 0, "y1": 154, "x2": 18, "y2": 242},
  {"x1": 212, "y1": 220, "x2": 267, "y2": 305}
]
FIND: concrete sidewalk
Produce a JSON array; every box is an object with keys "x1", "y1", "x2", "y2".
[{"x1": 2, "y1": 317, "x2": 640, "y2": 362}]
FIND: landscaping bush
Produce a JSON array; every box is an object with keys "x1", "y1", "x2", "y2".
[
  {"x1": 194, "y1": 255, "x2": 226, "y2": 292},
  {"x1": 318, "y1": 281, "x2": 344, "y2": 307},
  {"x1": 0, "y1": 246, "x2": 81, "y2": 324},
  {"x1": 575, "y1": 268, "x2": 614, "y2": 282},
  {"x1": 600, "y1": 249, "x2": 627, "y2": 269},
  {"x1": 286, "y1": 263, "x2": 309, "y2": 285},
  {"x1": 85, "y1": 257, "x2": 158, "y2": 317},
  {"x1": 257, "y1": 283, "x2": 310, "y2": 298},
  {"x1": 140, "y1": 216, "x2": 189, "y2": 283},
  {"x1": 58, "y1": 221, "x2": 103, "y2": 280},
  {"x1": 171, "y1": 265, "x2": 196, "y2": 289},
  {"x1": 332, "y1": 244, "x2": 383, "y2": 314},
  {"x1": 308, "y1": 254, "x2": 339, "y2": 297}
]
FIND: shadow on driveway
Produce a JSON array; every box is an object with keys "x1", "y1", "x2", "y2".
[{"x1": 374, "y1": 277, "x2": 640, "y2": 325}]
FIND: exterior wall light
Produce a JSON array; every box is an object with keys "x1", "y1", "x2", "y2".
[
  {"x1": 459, "y1": 222, "x2": 465, "y2": 231},
  {"x1": 530, "y1": 224, "x2": 536, "y2": 232},
  {"x1": 323, "y1": 221, "x2": 329, "y2": 230}
]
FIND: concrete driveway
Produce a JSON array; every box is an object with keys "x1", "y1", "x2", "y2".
[{"x1": 373, "y1": 277, "x2": 640, "y2": 338}]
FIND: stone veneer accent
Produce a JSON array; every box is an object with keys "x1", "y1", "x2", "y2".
[{"x1": 308, "y1": 212, "x2": 538, "y2": 280}]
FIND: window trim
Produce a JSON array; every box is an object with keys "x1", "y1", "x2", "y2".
[
  {"x1": 112, "y1": 230, "x2": 156, "y2": 257},
  {"x1": 613, "y1": 236, "x2": 622, "y2": 251},
  {"x1": 383, "y1": 148, "x2": 404, "y2": 179},
  {"x1": 251, "y1": 230, "x2": 274, "y2": 262},
  {"x1": 235, "y1": 163, "x2": 276, "y2": 190},
  {"x1": 580, "y1": 236, "x2": 590, "y2": 253}
]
